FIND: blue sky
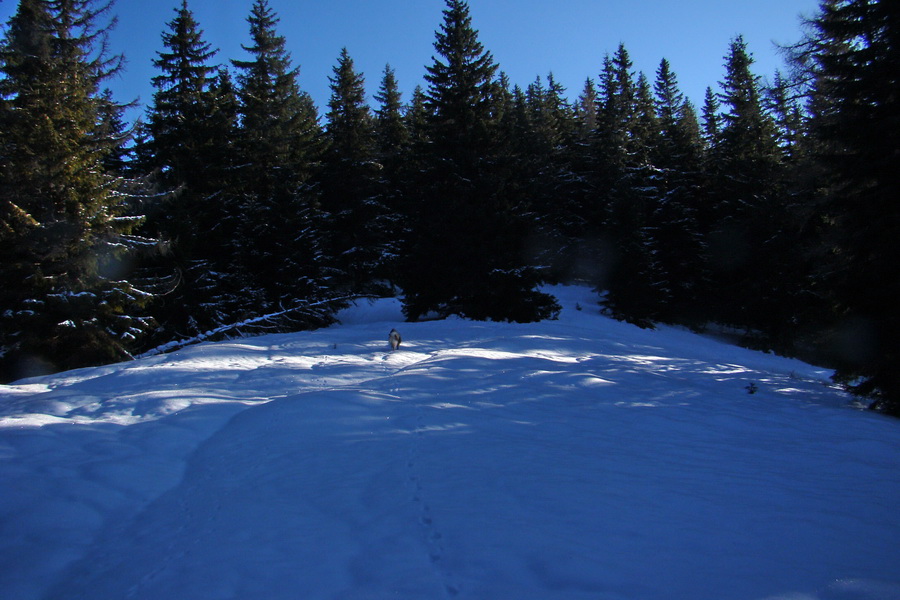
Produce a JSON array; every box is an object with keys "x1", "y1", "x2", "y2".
[{"x1": 1, "y1": 0, "x2": 820, "y2": 121}]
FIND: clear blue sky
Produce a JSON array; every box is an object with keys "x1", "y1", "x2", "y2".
[{"x1": 1, "y1": 0, "x2": 820, "y2": 121}]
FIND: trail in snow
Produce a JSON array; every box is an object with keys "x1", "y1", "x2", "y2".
[{"x1": 1, "y1": 287, "x2": 899, "y2": 600}]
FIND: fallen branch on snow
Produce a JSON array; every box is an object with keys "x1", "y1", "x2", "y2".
[{"x1": 136, "y1": 295, "x2": 372, "y2": 359}]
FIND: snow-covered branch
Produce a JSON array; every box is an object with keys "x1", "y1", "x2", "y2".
[{"x1": 136, "y1": 295, "x2": 366, "y2": 358}]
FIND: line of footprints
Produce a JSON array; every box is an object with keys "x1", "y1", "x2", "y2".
[{"x1": 406, "y1": 410, "x2": 461, "y2": 598}]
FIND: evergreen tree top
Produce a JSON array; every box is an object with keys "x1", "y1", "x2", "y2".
[
  {"x1": 404, "y1": 84, "x2": 430, "y2": 143},
  {"x1": 373, "y1": 64, "x2": 408, "y2": 153},
  {"x1": 327, "y1": 47, "x2": 367, "y2": 116},
  {"x1": 598, "y1": 44, "x2": 636, "y2": 126},
  {"x1": 702, "y1": 85, "x2": 721, "y2": 144},
  {"x1": 151, "y1": 0, "x2": 217, "y2": 97},
  {"x1": 654, "y1": 58, "x2": 685, "y2": 129},
  {"x1": 0, "y1": 0, "x2": 55, "y2": 99},
  {"x1": 716, "y1": 35, "x2": 779, "y2": 163},
  {"x1": 1, "y1": 0, "x2": 124, "y2": 102},
  {"x1": 325, "y1": 47, "x2": 373, "y2": 160},
  {"x1": 424, "y1": 0, "x2": 498, "y2": 107},
  {"x1": 574, "y1": 77, "x2": 598, "y2": 135},
  {"x1": 718, "y1": 36, "x2": 767, "y2": 126},
  {"x1": 232, "y1": 0, "x2": 298, "y2": 92},
  {"x1": 374, "y1": 64, "x2": 402, "y2": 117}
]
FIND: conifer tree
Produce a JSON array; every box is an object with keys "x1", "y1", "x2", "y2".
[
  {"x1": 554, "y1": 77, "x2": 599, "y2": 281},
  {"x1": 373, "y1": 64, "x2": 408, "y2": 162},
  {"x1": 0, "y1": 0, "x2": 153, "y2": 380},
  {"x1": 804, "y1": 0, "x2": 900, "y2": 412},
  {"x1": 677, "y1": 100, "x2": 704, "y2": 165},
  {"x1": 400, "y1": 0, "x2": 558, "y2": 322},
  {"x1": 595, "y1": 45, "x2": 637, "y2": 181},
  {"x1": 697, "y1": 86, "x2": 723, "y2": 244},
  {"x1": 520, "y1": 74, "x2": 587, "y2": 281},
  {"x1": 705, "y1": 36, "x2": 793, "y2": 338},
  {"x1": 325, "y1": 49, "x2": 373, "y2": 164},
  {"x1": 200, "y1": 67, "x2": 241, "y2": 250},
  {"x1": 231, "y1": 0, "x2": 327, "y2": 319},
  {"x1": 714, "y1": 36, "x2": 781, "y2": 198},
  {"x1": 321, "y1": 47, "x2": 388, "y2": 293},
  {"x1": 138, "y1": 1, "x2": 246, "y2": 341},
  {"x1": 96, "y1": 88, "x2": 133, "y2": 175},
  {"x1": 594, "y1": 45, "x2": 661, "y2": 325},
  {"x1": 522, "y1": 73, "x2": 574, "y2": 157},
  {"x1": 574, "y1": 77, "x2": 598, "y2": 137},
  {"x1": 649, "y1": 60, "x2": 709, "y2": 325},
  {"x1": 400, "y1": 84, "x2": 431, "y2": 188},
  {"x1": 372, "y1": 64, "x2": 410, "y2": 285},
  {"x1": 596, "y1": 54, "x2": 711, "y2": 328},
  {"x1": 493, "y1": 71, "x2": 517, "y2": 143},
  {"x1": 423, "y1": 0, "x2": 499, "y2": 166},
  {"x1": 701, "y1": 86, "x2": 721, "y2": 150},
  {"x1": 144, "y1": 0, "x2": 217, "y2": 196},
  {"x1": 766, "y1": 70, "x2": 805, "y2": 158},
  {"x1": 653, "y1": 59, "x2": 688, "y2": 164},
  {"x1": 404, "y1": 85, "x2": 431, "y2": 150},
  {"x1": 632, "y1": 72, "x2": 660, "y2": 165}
]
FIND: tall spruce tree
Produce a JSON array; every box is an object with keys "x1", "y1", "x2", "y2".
[
  {"x1": 653, "y1": 60, "x2": 706, "y2": 180},
  {"x1": 766, "y1": 70, "x2": 805, "y2": 158},
  {"x1": 574, "y1": 77, "x2": 598, "y2": 137},
  {"x1": 595, "y1": 45, "x2": 661, "y2": 325},
  {"x1": 400, "y1": 84, "x2": 432, "y2": 201},
  {"x1": 144, "y1": 0, "x2": 217, "y2": 196},
  {"x1": 595, "y1": 45, "x2": 637, "y2": 186},
  {"x1": 372, "y1": 64, "x2": 409, "y2": 285},
  {"x1": 556, "y1": 77, "x2": 600, "y2": 282},
  {"x1": 200, "y1": 67, "x2": 241, "y2": 252},
  {"x1": 325, "y1": 48, "x2": 373, "y2": 164},
  {"x1": 706, "y1": 36, "x2": 796, "y2": 342},
  {"x1": 701, "y1": 86, "x2": 721, "y2": 150},
  {"x1": 404, "y1": 85, "x2": 431, "y2": 152},
  {"x1": 139, "y1": 1, "x2": 244, "y2": 341},
  {"x1": 0, "y1": 0, "x2": 153, "y2": 380},
  {"x1": 321, "y1": 47, "x2": 388, "y2": 293},
  {"x1": 649, "y1": 59, "x2": 709, "y2": 325},
  {"x1": 714, "y1": 37, "x2": 781, "y2": 199},
  {"x1": 400, "y1": 0, "x2": 558, "y2": 322},
  {"x1": 422, "y1": 0, "x2": 498, "y2": 167},
  {"x1": 804, "y1": 0, "x2": 900, "y2": 413},
  {"x1": 632, "y1": 72, "x2": 660, "y2": 165},
  {"x1": 654, "y1": 60, "x2": 682, "y2": 133},
  {"x1": 231, "y1": 0, "x2": 327, "y2": 320},
  {"x1": 520, "y1": 74, "x2": 585, "y2": 282},
  {"x1": 373, "y1": 64, "x2": 408, "y2": 160}
]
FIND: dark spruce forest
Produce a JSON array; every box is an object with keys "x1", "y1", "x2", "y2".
[{"x1": 1, "y1": 0, "x2": 898, "y2": 415}]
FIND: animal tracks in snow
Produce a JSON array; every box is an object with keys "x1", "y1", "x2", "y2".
[{"x1": 396, "y1": 365, "x2": 462, "y2": 598}]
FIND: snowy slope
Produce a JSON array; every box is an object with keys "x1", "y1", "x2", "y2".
[{"x1": 1, "y1": 286, "x2": 899, "y2": 600}]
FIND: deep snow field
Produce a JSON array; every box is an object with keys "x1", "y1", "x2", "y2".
[{"x1": 1, "y1": 286, "x2": 899, "y2": 600}]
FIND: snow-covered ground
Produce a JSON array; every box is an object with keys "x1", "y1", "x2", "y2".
[{"x1": 1, "y1": 286, "x2": 899, "y2": 600}]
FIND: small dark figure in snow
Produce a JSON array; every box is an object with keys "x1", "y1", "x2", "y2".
[
  {"x1": 745, "y1": 382, "x2": 758, "y2": 395},
  {"x1": 389, "y1": 328, "x2": 402, "y2": 351}
]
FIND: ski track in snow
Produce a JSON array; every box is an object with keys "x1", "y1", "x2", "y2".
[{"x1": 1, "y1": 287, "x2": 900, "y2": 600}]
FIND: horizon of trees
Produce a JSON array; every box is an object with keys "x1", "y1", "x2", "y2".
[{"x1": 1, "y1": 0, "x2": 897, "y2": 416}]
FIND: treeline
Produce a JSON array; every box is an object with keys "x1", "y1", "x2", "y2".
[{"x1": 1, "y1": 0, "x2": 897, "y2": 415}]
